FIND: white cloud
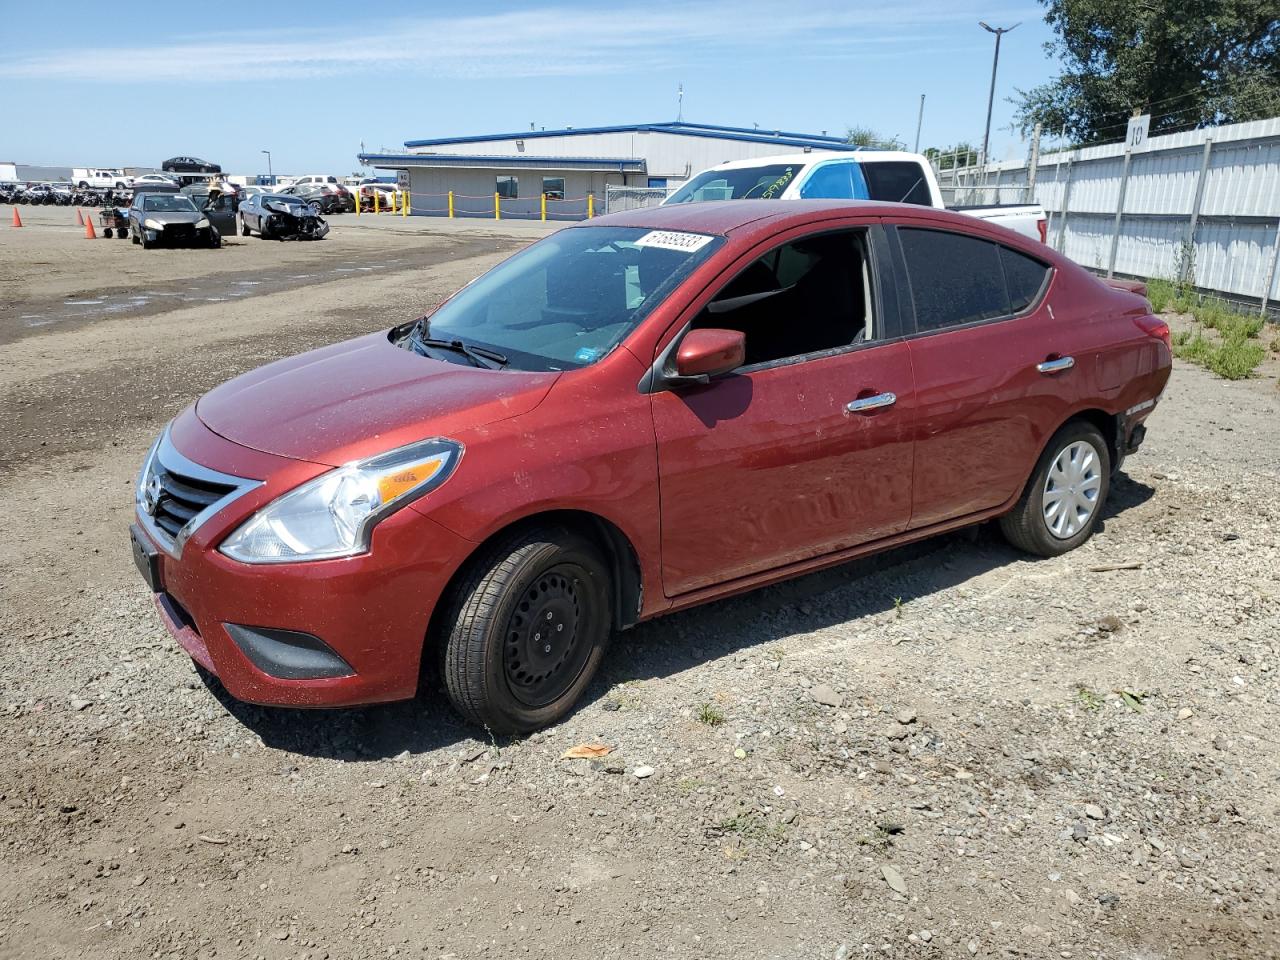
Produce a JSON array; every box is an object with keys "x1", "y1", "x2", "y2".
[{"x1": 0, "y1": 1, "x2": 1030, "y2": 83}]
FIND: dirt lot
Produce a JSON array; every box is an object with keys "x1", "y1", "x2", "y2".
[{"x1": 1, "y1": 206, "x2": 1278, "y2": 960}]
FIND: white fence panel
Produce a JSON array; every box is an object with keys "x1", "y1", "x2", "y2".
[{"x1": 968, "y1": 116, "x2": 1280, "y2": 310}]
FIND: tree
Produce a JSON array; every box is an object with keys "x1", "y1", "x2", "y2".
[
  {"x1": 924, "y1": 142, "x2": 980, "y2": 170},
  {"x1": 1013, "y1": 0, "x2": 1280, "y2": 144},
  {"x1": 846, "y1": 126, "x2": 905, "y2": 150}
]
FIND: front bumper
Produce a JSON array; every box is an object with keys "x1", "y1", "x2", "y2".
[{"x1": 132, "y1": 411, "x2": 472, "y2": 707}]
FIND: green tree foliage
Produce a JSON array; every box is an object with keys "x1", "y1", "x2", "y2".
[
  {"x1": 1014, "y1": 0, "x2": 1280, "y2": 143},
  {"x1": 846, "y1": 126, "x2": 905, "y2": 150},
  {"x1": 924, "y1": 143, "x2": 980, "y2": 169}
]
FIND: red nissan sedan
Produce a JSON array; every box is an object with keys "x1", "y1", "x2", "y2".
[{"x1": 130, "y1": 200, "x2": 1171, "y2": 732}]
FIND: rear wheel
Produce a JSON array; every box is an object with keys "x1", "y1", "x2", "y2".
[
  {"x1": 442, "y1": 526, "x2": 612, "y2": 733},
  {"x1": 999, "y1": 420, "x2": 1110, "y2": 557}
]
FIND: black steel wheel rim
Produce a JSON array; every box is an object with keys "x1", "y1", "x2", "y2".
[{"x1": 503, "y1": 564, "x2": 595, "y2": 709}]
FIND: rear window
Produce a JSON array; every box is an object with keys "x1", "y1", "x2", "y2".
[
  {"x1": 862, "y1": 161, "x2": 933, "y2": 206},
  {"x1": 898, "y1": 227, "x2": 1053, "y2": 332},
  {"x1": 899, "y1": 228, "x2": 1009, "y2": 330}
]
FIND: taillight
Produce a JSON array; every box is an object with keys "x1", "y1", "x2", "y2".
[
  {"x1": 1134, "y1": 313, "x2": 1171, "y2": 348},
  {"x1": 1037, "y1": 218, "x2": 1048, "y2": 244}
]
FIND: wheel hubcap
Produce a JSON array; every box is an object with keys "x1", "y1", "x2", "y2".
[
  {"x1": 504, "y1": 567, "x2": 590, "y2": 708},
  {"x1": 1042, "y1": 440, "x2": 1102, "y2": 539}
]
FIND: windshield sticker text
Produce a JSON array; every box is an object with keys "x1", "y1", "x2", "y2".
[{"x1": 634, "y1": 230, "x2": 714, "y2": 253}]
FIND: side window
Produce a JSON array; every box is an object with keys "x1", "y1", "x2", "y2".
[
  {"x1": 899, "y1": 227, "x2": 1010, "y2": 331},
  {"x1": 692, "y1": 229, "x2": 875, "y2": 368},
  {"x1": 799, "y1": 163, "x2": 855, "y2": 199},
  {"x1": 1001, "y1": 246, "x2": 1052, "y2": 312},
  {"x1": 863, "y1": 161, "x2": 933, "y2": 206}
]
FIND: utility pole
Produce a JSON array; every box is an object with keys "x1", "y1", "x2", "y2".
[
  {"x1": 260, "y1": 149, "x2": 272, "y2": 182},
  {"x1": 677, "y1": 83, "x2": 684, "y2": 122},
  {"x1": 979, "y1": 21, "x2": 1019, "y2": 176},
  {"x1": 914, "y1": 94, "x2": 926, "y2": 153}
]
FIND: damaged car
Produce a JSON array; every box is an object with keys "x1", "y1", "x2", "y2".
[
  {"x1": 128, "y1": 192, "x2": 222, "y2": 249},
  {"x1": 236, "y1": 192, "x2": 330, "y2": 241}
]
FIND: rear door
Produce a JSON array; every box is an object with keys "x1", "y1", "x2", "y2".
[
  {"x1": 651, "y1": 222, "x2": 916, "y2": 596},
  {"x1": 891, "y1": 220, "x2": 1080, "y2": 528}
]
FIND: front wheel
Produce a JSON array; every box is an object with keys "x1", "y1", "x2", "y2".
[
  {"x1": 999, "y1": 420, "x2": 1111, "y2": 557},
  {"x1": 238, "y1": 213, "x2": 250, "y2": 236},
  {"x1": 442, "y1": 527, "x2": 612, "y2": 733}
]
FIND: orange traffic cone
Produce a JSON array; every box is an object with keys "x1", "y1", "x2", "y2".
[
  {"x1": 11, "y1": 207, "x2": 21, "y2": 228},
  {"x1": 76, "y1": 208, "x2": 84, "y2": 226},
  {"x1": 84, "y1": 215, "x2": 97, "y2": 239}
]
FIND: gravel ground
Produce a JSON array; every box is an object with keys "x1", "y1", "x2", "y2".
[{"x1": 1, "y1": 208, "x2": 1279, "y2": 960}]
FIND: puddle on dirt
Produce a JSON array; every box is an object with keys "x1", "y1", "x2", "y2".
[{"x1": 14, "y1": 261, "x2": 398, "y2": 331}]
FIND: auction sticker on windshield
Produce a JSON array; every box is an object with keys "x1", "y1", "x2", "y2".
[{"x1": 633, "y1": 230, "x2": 715, "y2": 253}]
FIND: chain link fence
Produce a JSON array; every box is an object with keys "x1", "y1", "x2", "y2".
[{"x1": 604, "y1": 185, "x2": 672, "y2": 214}]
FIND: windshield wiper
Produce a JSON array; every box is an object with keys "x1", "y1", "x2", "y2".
[{"x1": 409, "y1": 322, "x2": 508, "y2": 369}]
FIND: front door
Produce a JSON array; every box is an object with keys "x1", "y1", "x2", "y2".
[{"x1": 650, "y1": 226, "x2": 915, "y2": 596}]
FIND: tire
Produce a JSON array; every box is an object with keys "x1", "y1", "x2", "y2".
[
  {"x1": 131, "y1": 227, "x2": 140, "y2": 245},
  {"x1": 442, "y1": 526, "x2": 612, "y2": 734},
  {"x1": 238, "y1": 213, "x2": 250, "y2": 237},
  {"x1": 102, "y1": 227, "x2": 112, "y2": 239},
  {"x1": 999, "y1": 420, "x2": 1111, "y2": 557},
  {"x1": 142, "y1": 234, "x2": 154, "y2": 250}
]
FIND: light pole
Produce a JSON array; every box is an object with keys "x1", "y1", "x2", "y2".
[
  {"x1": 979, "y1": 20, "x2": 1019, "y2": 175},
  {"x1": 261, "y1": 149, "x2": 272, "y2": 183}
]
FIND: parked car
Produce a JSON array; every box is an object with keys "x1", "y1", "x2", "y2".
[
  {"x1": 236, "y1": 192, "x2": 330, "y2": 240},
  {"x1": 133, "y1": 173, "x2": 180, "y2": 188},
  {"x1": 358, "y1": 182, "x2": 400, "y2": 210},
  {"x1": 290, "y1": 174, "x2": 342, "y2": 190},
  {"x1": 162, "y1": 156, "x2": 221, "y2": 174},
  {"x1": 128, "y1": 191, "x2": 221, "y2": 248},
  {"x1": 73, "y1": 168, "x2": 132, "y2": 190},
  {"x1": 281, "y1": 182, "x2": 353, "y2": 214},
  {"x1": 130, "y1": 199, "x2": 1170, "y2": 732},
  {"x1": 667, "y1": 151, "x2": 1048, "y2": 242}
]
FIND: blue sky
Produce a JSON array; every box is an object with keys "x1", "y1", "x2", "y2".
[{"x1": 0, "y1": 0, "x2": 1059, "y2": 175}]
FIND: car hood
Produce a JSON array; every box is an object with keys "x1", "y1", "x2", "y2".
[
  {"x1": 195, "y1": 331, "x2": 558, "y2": 465},
  {"x1": 146, "y1": 211, "x2": 203, "y2": 225}
]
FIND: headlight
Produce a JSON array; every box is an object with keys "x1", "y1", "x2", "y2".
[
  {"x1": 195, "y1": 218, "x2": 210, "y2": 229},
  {"x1": 219, "y1": 438, "x2": 463, "y2": 564},
  {"x1": 144, "y1": 218, "x2": 163, "y2": 230}
]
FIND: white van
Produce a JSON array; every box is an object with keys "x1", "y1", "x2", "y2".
[
  {"x1": 289, "y1": 174, "x2": 341, "y2": 189},
  {"x1": 73, "y1": 168, "x2": 133, "y2": 190}
]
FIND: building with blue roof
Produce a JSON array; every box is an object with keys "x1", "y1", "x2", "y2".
[{"x1": 357, "y1": 121, "x2": 859, "y2": 219}]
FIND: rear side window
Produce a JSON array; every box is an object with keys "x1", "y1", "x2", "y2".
[
  {"x1": 1001, "y1": 246, "x2": 1052, "y2": 312},
  {"x1": 862, "y1": 161, "x2": 933, "y2": 206},
  {"x1": 899, "y1": 228, "x2": 1009, "y2": 331}
]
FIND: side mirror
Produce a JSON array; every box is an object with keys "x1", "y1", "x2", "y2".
[{"x1": 675, "y1": 328, "x2": 745, "y2": 380}]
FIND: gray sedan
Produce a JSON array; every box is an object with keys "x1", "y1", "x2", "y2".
[{"x1": 128, "y1": 192, "x2": 221, "y2": 249}]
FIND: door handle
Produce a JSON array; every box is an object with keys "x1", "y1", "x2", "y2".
[
  {"x1": 846, "y1": 392, "x2": 897, "y2": 414},
  {"x1": 1036, "y1": 356, "x2": 1075, "y2": 374}
]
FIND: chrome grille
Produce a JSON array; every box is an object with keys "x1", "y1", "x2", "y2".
[{"x1": 136, "y1": 428, "x2": 261, "y2": 557}]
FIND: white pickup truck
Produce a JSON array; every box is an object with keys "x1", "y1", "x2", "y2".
[
  {"x1": 665, "y1": 151, "x2": 1047, "y2": 243},
  {"x1": 73, "y1": 168, "x2": 133, "y2": 190}
]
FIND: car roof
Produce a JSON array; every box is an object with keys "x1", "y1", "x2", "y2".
[
  {"x1": 704, "y1": 151, "x2": 929, "y2": 172},
  {"x1": 578, "y1": 199, "x2": 927, "y2": 235},
  {"x1": 579, "y1": 199, "x2": 1057, "y2": 258}
]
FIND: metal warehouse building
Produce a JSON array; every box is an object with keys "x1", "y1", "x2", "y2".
[{"x1": 357, "y1": 121, "x2": 857, "y2": 219}]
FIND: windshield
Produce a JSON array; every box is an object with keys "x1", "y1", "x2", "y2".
[
  {"x1": 265, "y1": 195, "x2": 306, "y2": 207},
  {"x1": 409, "y1": 226, "x2": 724, "y2": 372},
  {"x1": 666, "y1": 163, "x2": 806, "y2": 204},
  {"x1": 142, "y1": 194, "x2": 197, "y2": 212}
]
